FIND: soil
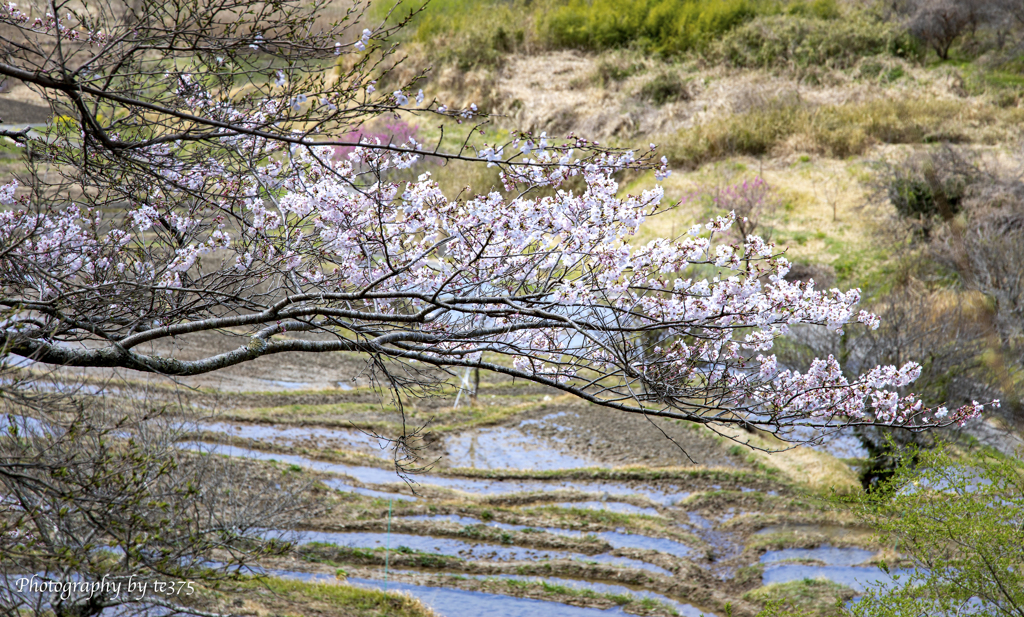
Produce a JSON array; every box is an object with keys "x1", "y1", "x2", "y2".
[
  {"x1": 509, "y1": 403, "x2": 739, "y2": 469},
  {"x1": 0, "y1": 98, "x2": 50, "y2": 125},
  {"x1": 1, "y1": 82, "x2": 51, "y2": 125}
]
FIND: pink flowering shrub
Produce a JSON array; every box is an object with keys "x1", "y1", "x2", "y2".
[
  {"x1": 334, "y1": 119, "x2": 421, "y2": 160},
  {"x1": 710, "y1": 175, "x2": 781, "y2": 242}
]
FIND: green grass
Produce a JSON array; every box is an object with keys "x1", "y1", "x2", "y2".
[
  {"x1": 371, "y1": 0, "x2": 849, "y2": 64},
  {"x1": 226, "y1": 575, "x2": 435, "y2": 616}
]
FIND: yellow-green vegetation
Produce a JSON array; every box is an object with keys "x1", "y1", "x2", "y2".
[
  {"x1": 709, "y1": 13, "x2": 916, "y2": 70},
  {"x1": 542, "y1": 0, "x2": 829, "y2": 55},
  {"x1": 374, "y1": 0, "x2": 850, "y2": 62},
  {"x1": 841, "y1": 445, "x2": 1024, "y2": 617}
]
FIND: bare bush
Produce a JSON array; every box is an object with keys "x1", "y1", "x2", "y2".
[
  {"x1": 0, "y1": 371, "x2": 319, "y2": 616},
  {"x1": 905, "y1": 0, "x2": 990, "y2": 59},
  {"x1": 933, "y1": 196, "x2": 1024, "y2": 364},
  {"x1": 778, "y1": 282, "x2": 1004, "y2": 483}
]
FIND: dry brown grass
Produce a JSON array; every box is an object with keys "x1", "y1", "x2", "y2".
[
  {"x1": 663, "y1": 97, "x2": 1024, "y2": 169},
  {"x1": 710, "y1": 424, "x2": 863, "y2": 494}
]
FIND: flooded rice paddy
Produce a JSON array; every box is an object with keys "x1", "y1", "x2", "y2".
[
  {"x1": 199, "y1": 421, "x2": 393, "y2": 459},
  {"x1": 411, "y1": 572, "x2": 719, "y2": 617},
  {"x1": 182, "y1": 441, "x2": 687, "y2": 504},
  {"x1": 265, "y1": 528, "x2": 673, "y2": 575},
  {"x1": 444, "y1": 426, "x2": 606, "y2": 470},
  {"x1": 553, "y1": 501, "x2": 662, "y2": 516},
  {"x1": 350, "y1": 578, "x2": 634, "y2": 616},
  {"x1": 175, "y1": 396, "x2": 886, "y2": 616},
  {"x1": 761, "y1": 565, "x2": 913, "y2": 593},
  {"x1": 404, "y1": 515, "x2": 694, "y2": 559},
  {"x1": 760, "y1": 546, "x2": 876, "y2": 566}
]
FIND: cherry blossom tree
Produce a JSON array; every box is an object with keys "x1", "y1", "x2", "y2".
[
  {"x1": 3, "y1": 2, "x2": 1003, "y2": 615},
  {"x1": 1, "y1": 0, "x2": 993, "y2": 462}
]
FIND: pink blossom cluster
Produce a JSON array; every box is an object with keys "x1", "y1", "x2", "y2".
[{"x1": 0, "y1": 4, "x2": 107, "y2": 44}]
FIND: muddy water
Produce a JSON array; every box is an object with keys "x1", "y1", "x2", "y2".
[
  {"x1": 405, "y1": 515, "x2": 694, "y2": 559},
  {"x1": 444, "y1": 426, "x2": 606, "y2": 471},
  {"x1": 349, "y1": 577, "x2": 631, "y2": 616},
  {"x1": 760, "y1": 546, "x2": 875, "y2": 566},
  {"x1": 762, "y1": 564, "x2": 913, "y2": 593},
  {"x1": 181, "y1": 442, "x2": 687, "y2": 504},
  {"x1": 269, "y1": 528, "x2": 673, "y2": 576},
  {"x1": 686, "y1": 513, "x2": 741, "y2": 558}
]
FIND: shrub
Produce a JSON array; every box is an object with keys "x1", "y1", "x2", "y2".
[
  {"x1": 874, "y1": 146, "x2": 980, "y2": 235},
  {"x1": 662, "y1": 97, "x2": 1007, "y2": 168},
  {"x1": 842, "y1": 445, "x2": 1024, "y2": 617},
  {"x1": 590, "y1": 57, "x2": 644, "y2": 87},
  {"x1": 638, "y1": 71, "x2": 690, "y2": 104},
  {"x1": 540, "y1": 0, "x2": 840, "y2": 56},
  {"x1": 710, "y1": 13, "x2": 917, "y2": 70}
]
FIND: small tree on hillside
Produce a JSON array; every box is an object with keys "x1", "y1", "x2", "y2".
[{"x1": 905, "y1": 0, "x2": 997, "y2": 59}]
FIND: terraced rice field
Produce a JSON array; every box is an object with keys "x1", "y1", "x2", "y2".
[{"x1": 151, "y1": 345, "x2": 898, "y2": 617}]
